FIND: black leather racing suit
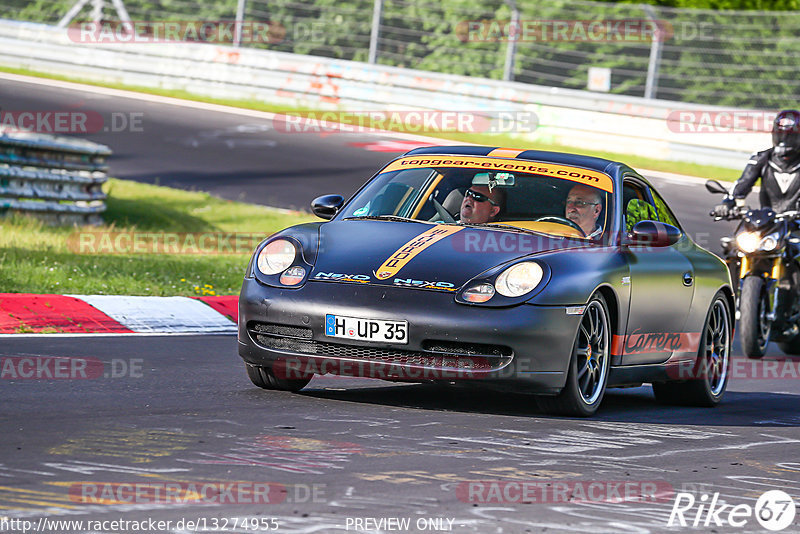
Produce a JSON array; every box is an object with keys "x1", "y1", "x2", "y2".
[{"x1": 731, "y1": 148, "x2": 800, "y2": 212}]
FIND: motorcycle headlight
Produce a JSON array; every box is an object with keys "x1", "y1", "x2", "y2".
[
  {"x1": 495, "y1": 262, "x2": 544, "y2": 297},
  {"x1": 760, "y1": 232, "x2": 780, "y2": 251},
  {"x1": 256, "y1": 239, "x2": 296, "y2": 275},
  {"x1": 736, "y1": 232, "x2": 760, "y2": 253}
]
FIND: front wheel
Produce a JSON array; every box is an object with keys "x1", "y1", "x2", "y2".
[
  {"x1": 653, "y1": 293, "x2": 732, "y2": 407},
  {"x1": 739, "y1": 275, "x2": 771, "y2": 359},
  {"x1": 537, "y1": 294, "x2": 610, "y2": 417}
]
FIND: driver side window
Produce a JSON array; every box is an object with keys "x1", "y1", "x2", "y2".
[{"x1": 622, "y1": 181, "x2": 659, "y2": 233}]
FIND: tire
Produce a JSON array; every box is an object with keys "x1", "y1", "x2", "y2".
[
  {"x1": 245, "y1": 363, "x2": 312, "y2": 392},
  {"x1": 537, "y1": 293, "x2": 610, "y2": 417},
  {"x1": 652, "y1": 293, "x2": 731, "y2": 407},
  {"x1": 739, "y1": 275, "x2": 771, "y2": 360},
  {"x1": 778, "y1": 335, "x2": 800, "y2": 355}
]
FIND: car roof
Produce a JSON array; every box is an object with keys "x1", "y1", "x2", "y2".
[{"x1": 402, "y1": 145, "x2": 636, "y2": 184}]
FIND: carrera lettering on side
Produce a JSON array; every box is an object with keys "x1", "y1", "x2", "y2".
[
  {"x1": 393, "y1": 278, "x2": 458, "y2": 291},
  {"x1": 313, "y1": 272, "x2": 371, "y2": 283},
  {"x1": 614, "y1": 331, "x2": 702, "y2": 355},
  {"x1": 375, "y1": 225, "x2": 464, "y2": 280},
  {"x1": 379, "y1": 156, "x2": 613, "y2": 192}
]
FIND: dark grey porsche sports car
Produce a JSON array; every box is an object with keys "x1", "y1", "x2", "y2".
[{"x1": 238, "y1": 146, "x2": 734, "y2": 416}]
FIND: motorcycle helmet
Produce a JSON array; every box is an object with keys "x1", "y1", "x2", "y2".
[{"x1": 772, "y1": 109, "x2": 800, "y2": 158}]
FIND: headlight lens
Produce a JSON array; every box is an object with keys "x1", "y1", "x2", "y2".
[
  {"x1": 463, "y1": 283, "x2": 495, "y2": 303},
  {"x1": 280, "y1": 265, "x2": 306, "y2": 286},
  {"x1": 495, "y1": 262, "x2": 544, "y2": 297},
  {"x1": 761, "y1": 232, "x2": 779, "y2": 251},
  {"x1": 257, "y1": 239, "x2": 296, "y2": 275},
  {"x1": 736, "y1": 232, "x2": 760, "y2": 253}
]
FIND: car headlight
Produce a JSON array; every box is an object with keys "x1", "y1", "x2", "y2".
[
  {"x1": 463, "y1": 283, "x2": 495, "y2": 303},
  {"x1": 257, "y1": 239, "x2": 296, "y2": 275},
  {"x1": 495, "y1": 262, "x2": 544, "y2": 297},
  {"x1": 736, "y1": 232, "x2": 760, "y2": 253}
]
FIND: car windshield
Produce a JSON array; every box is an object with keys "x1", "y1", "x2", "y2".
[{"x1": 340, "y1": 155, "x2": 613, "y2": 240}]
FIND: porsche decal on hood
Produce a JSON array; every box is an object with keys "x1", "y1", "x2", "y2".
[{"x1": 374, "y1": 225, "x2": 464, "y2": 280}]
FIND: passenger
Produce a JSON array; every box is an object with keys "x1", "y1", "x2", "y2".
[{"x1": 565, "y1": 184, "x2": 603, "y2": 238}]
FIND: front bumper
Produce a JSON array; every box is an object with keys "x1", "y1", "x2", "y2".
[{"x1": 238, "y1": 278, "x2": 581, "y2": 394}]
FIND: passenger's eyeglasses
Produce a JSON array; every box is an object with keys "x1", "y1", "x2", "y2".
[
  {"x1": 465, "y1": 189, "x2": 498, "y2": 206},
  {"x1": 566, "y1": 199, "x2": 599, "y2": 208}
]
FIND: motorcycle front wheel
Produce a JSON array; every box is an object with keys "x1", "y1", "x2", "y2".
[{"x1": 739, "y1": 275, "x2": 771, "y2": 359}]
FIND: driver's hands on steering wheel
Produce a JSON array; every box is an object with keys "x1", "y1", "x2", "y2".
[{"x1": 533, "y1": 215, "x2": 586, "y2": 237}]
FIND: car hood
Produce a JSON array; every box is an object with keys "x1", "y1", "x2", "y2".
[{"x1": 309, "y1": 220, "x2": 589, "y2": 290}]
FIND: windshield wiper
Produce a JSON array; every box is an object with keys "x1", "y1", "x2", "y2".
[{"x1": 342, "y1": 215, "x2": 429, "y2": 223}]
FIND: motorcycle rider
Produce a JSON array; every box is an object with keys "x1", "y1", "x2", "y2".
[{"x1": 713, "y1": 109, "x2": 800, "y2": 216}]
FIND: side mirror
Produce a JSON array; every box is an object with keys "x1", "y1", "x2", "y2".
[
  {"x1": 311, "y1": 194, "x2": 344, "y2": 220},
  {"x1": 705, "y1": 180, "x2": 729, "y2": 195},
  {"x1": 626, "y1": 221, "x2": 682, "y2": 247}
]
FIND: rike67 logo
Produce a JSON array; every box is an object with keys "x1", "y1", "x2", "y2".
[{"x1": 668, "y1": 490, "x2": 796, "y2": 531}]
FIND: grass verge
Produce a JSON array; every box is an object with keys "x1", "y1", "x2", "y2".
[
  {"x1": 0, "y1": 65, "x2": 741, "y2": 181},
  {"x1": 0, "y1": 179, "x2": 315, "y2": 296}
]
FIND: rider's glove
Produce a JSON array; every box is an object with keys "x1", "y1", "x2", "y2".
[{"x1": 712, "y1": 198, "x2": 735, "y2": 218}]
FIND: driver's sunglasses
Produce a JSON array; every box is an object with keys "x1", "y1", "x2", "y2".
[
  {"x1": 465, "y1": 189, "x2": 498, "y2": 206},
  {"x1": 566, "y1": 199, "x2": 599, "y2": 208}
]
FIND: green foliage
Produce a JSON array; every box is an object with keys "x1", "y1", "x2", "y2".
[{"x1": 5, "y1": 0, "x2": 800, "y2": 108}]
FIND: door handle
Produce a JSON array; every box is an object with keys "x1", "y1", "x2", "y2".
[{"x1": 683, "y1": 272, "x2": 694, "y2": 286}]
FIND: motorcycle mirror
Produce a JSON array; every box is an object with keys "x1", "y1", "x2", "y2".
[{"x1": 705, "y1": 180, "x2": 730, "y2": 195}]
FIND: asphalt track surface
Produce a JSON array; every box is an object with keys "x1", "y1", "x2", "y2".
[{"x1": 2, "y1": 76, "x2": 799, "y2": 533}]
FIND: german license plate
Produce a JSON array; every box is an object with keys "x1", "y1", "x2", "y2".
[{"x1": 325, "y1": 314, "x2": 408, "y2": 344}]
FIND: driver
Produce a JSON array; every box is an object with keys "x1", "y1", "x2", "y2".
[
  {"x1": 565, "y1": 184, "x2": 603, "y2": 238},
  {"x1": 714, "y1": 109, "x2": 800, "y2": 216},
  {"x1": 460, "y1": 185, "x2": 505, "y2": 224}
]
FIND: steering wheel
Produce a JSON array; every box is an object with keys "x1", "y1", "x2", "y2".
[
  {"x1": 533, "y1": 215, "x2": 586, "y2": 237},
  {"x1": 429, "y1": 194, "x2": 456, "y2": 223}
]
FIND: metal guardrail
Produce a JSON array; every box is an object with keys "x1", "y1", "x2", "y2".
[
  {"x1": 0, "y1": 130, "x2": 111, "y2": 225},
  {"x1": 0, "y1": 19, "x2": 767, "y2": 169}
]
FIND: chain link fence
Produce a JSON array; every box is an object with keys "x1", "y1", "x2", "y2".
[{"x1": 2, "y1": 0, "x2": 798, "y2": 109}]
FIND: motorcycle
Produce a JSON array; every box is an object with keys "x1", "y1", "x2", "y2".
[{"x1": 707, "y1": 179, "x2": 800, "y2": 359}]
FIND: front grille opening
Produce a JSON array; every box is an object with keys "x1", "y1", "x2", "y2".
[
  {"x1": 249, "y1": 322, "x2": 312, "y2": 339},
  {"x1": 248, "y1": 326, "x2": 512, "y2": 372},
  {"x1": 422, "y1": 340, "x2": 512, "y2": 357}
]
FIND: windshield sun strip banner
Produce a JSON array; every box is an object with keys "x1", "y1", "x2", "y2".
[
  {"x1": 380, "y1": 156, "x2": 613, "y2": 193},
  {"x1": 487, "y1": 148, "x2": 525, "y2": 158},
  {"x1": 375, "y1": 225, "x2": 464, "y2": 280}
]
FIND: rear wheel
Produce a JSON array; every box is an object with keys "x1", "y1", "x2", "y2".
[
  {"x1": 740, "y1": 276, "x2": 771, "y2": 359},
  {"x1": 537, "y1": 294, "x2": 610, "y2": 417},
  {"x1": 653, "y1": 293, "x2": 731, "y2": 407},
  {"x1": 778, "y1": 335, "x2": 800, "y2": 355},
  {"x1": 245, "y1": 363, "x2": 312, "y2": 392}
]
